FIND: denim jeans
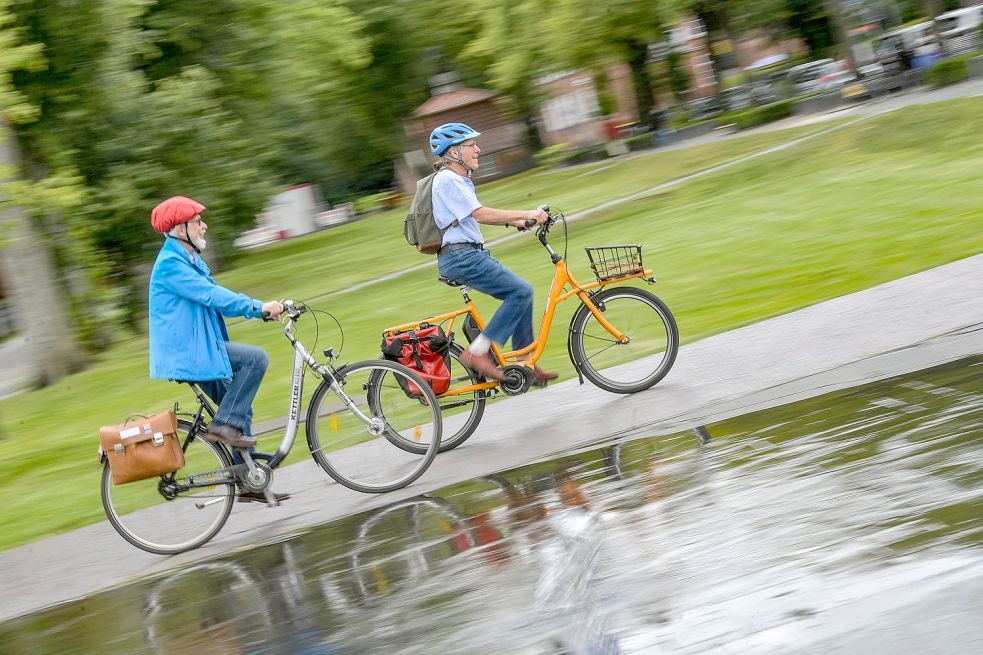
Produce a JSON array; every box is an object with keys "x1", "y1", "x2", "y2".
[
  {"x1": 438, "y1": 248, "x2": 534, "y2": 349},
  {"x1": 198, "y1": 341, "x2": 269, "y2": 436}
]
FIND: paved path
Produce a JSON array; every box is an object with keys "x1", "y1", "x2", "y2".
[
  {"x1": 2, "y1": 253, "x2": 981, "y2": 622},
  {"x1": 0, "y1": 336, "x2": 30, "y2": 401}
]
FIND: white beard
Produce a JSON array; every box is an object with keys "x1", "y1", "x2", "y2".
[{"x1": 191, "y1": 235, "x2": 207, "y2": 251}]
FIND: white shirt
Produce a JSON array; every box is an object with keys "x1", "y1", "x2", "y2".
[{"x1": 432, "y1": 168, "x2": 484, "y2": 245}]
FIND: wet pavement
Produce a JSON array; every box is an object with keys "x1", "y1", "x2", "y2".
[{"x1": 2, "y1": 356, "x2": 980, "y2": 654}]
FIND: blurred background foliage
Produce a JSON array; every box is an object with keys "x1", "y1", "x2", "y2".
[{"x1": 0, "y1": 0, "x2": 958, "y2": 388}]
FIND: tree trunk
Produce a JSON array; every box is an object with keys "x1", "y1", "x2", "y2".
[
  {"x1": 824, "y1": 0, "x2": 858, "y2": 75},
  {"x1": 0, "y1": 120, "x2": 82, "y2": 388},
  {"x1": 627, "y1": 38, "x2": 656, "y2": 128}
]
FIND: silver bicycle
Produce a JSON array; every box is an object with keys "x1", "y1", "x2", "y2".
[{"x1": 101, "y1": 300, "x2": 443, "y2": 554}]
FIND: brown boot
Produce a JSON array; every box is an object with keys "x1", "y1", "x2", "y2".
[
  {"x1": 459, "y1": 349, "x2": 505, "y2": 381},
  {"x1": 199, "y1": 423, "x2": 257, "y2": 449}
]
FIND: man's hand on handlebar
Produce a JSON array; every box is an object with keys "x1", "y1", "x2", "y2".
[
  {"x1": 512, "y1": 206, "x2": 549, "y2": 230},
  {"x1": 261, "y1": 300, "x2": 285, "y2": 321}
]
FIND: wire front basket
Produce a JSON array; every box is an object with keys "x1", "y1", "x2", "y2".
[{"x1": 585, "y1": 245, "x2": 644, "y2": 282}]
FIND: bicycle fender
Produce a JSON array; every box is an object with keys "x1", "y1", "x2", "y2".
[{"x1": 567, "y1": 306, "x2": 587, "y2": 386}]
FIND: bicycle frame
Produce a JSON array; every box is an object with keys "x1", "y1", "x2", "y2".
[
  {"x1": 384, "y1": 225, "x2": 655, "y2": 399},
  {"x1": 183, "y1": 308, "x2": 380, "y2": 471}
]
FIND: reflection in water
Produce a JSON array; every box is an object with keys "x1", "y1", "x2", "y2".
[{"x1": 2, "y1": 357, "x2": 982, "y2": 654}]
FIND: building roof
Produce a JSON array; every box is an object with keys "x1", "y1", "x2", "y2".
[{"x1": 413, "y1": 88, "x2": 499, "y2": 118}]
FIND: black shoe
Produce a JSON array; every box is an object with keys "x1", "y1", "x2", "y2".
[{"x1": 237, "y1": 490, "x2": 291, "y2": 504}]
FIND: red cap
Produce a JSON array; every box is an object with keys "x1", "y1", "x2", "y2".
[{"x1": 151, "y1": 196, "x2": 206, "y2": 233}]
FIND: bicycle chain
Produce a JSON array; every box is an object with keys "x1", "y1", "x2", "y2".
[{"x1": 186, "y1": 463, "x2": 248, "y2": 484}]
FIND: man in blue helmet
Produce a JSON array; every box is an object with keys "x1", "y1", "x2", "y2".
[{"x1": 428, "y1": 122, "x2": 557, "y2": 383}]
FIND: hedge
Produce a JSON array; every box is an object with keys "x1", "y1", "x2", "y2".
[
  {"x1": 925, "y1": 56, "x2": 971, "y2": 88},
  {"x1": 721, "y1": 99, "x2": 793, "y2": 130}
]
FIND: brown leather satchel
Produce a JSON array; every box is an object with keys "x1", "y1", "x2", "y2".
[{"x1": 99, "y1": 411, "x2": 186, "y2": 485}]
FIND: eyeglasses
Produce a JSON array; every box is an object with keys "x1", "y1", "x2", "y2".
[{"x1": 461, "y1": 142, "x2": 479, "y2": 149}]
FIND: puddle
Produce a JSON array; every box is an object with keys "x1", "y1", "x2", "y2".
[{"x1": 2, "y1": 357, "x2": 981, "y2": 654}]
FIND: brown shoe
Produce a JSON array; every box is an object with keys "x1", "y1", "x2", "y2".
[
  {"x1": 519, "y1": 361, "x2": 558, "y2": 383},
  {"x1": 237, "y1": 490, "x2": 291, "y2": 504},
  {"x1": 459, "y1": 349, "x2": 504, "y2": 381},
  {"x1": 199, "y1": 423, "x2": 257, "y2": 449}
]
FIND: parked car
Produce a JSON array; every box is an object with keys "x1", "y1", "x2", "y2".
[
  {"x1": 720, "y1": 85, "x2": 752, "y2": 111},
  {"x1": 785, "y1": 59, "x2": 834, "y2": 95},
  {"x1": 684, "y1": 96, "x2": 723, "y2": 120},
  {"x1": 786, "y1": 59, "x2": 855, "y2": 95},
  {"x1": 813, "y1": 61, "x2": 856, "y2": 91}
]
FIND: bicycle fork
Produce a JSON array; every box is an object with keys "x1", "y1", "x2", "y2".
[{"x1": 566, "y1": 290, "x2": 626, "y2": 385}]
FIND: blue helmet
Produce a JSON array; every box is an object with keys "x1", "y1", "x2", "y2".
[{"x1": 429, "y1": 122, "x2": 481, "y2": 156}]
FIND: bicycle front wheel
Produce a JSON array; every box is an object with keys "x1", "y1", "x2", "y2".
[
  {"x1": 101, "y1": 419, "x2": 236, "y2": 554},
  {"x1": 570, "y1": 286, "x2": 679, "y2": 394},
  {"x1": 306, "y1": 360, "x2": 442, "y2": 493}
]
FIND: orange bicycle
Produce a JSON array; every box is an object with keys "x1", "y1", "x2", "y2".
[{"x1": 382, "y1": 208, "x2": 678, "y2": 452}]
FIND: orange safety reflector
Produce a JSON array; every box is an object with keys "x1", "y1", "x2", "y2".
[
  {"x1": 372, "y1": 565, "x2": 389, "y2": 593},
  {"x1": 330, "y1": 413, "x2": 339, "y2": 432}
]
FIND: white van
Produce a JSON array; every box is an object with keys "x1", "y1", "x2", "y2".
[
  {"x1": 874, "y1": 21, "x2": 941, "y2": 69},
  {"x1": 936, "y1": 4, "x2": 983, "y2": 55}
]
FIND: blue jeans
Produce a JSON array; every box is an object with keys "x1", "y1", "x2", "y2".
[
  {"x1": 438, "y1": 248, "x2": 534, "y2": 349},
  {"x1": 198, "y1": 341, "x2": 269, "y2": 436}
]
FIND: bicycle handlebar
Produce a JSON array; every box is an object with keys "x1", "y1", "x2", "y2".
[{"x1": 262, "y1": 299, "x2": 307, "y2": 322}]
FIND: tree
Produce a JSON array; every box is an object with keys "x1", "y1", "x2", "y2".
[
  {"x1": 0, "y1": 0, "x2": 85, "y2": 387},
  {"x1": 452, "y1": 0, "x2": 553, "y2": 150},
  {"x1": 824, "y1": 0, "x2": 856, "y2": 74},
  {"x1": 540, "y1": 0, "x2": 673, "y2": 128},
  {"x1": 665, "y1": 48, "x2": 692, "y2": 102},
  {"x1": 787, "y1": 0, "x2": 836, "y2": 57}
]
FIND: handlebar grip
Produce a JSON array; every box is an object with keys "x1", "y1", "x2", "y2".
[
  {"x1": 261, "y1": 311, "x2": 276, "y2": 322},
  {"x1": 523, "y1": 218, "x2": 538, "y2": 228}
]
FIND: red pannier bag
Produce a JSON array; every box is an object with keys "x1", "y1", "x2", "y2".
[{"x1": 381, "y1": 324, "x2": 451, "y2": 396}]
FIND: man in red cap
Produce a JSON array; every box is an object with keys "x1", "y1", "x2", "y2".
[{"x1": 148, "y1": 195, "x2": 289, "y2": 502}]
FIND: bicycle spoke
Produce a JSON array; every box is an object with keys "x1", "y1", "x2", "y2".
[
  {"x1": 584, "y1": 341, "x2": 622, "y2": 361},
  {"x1": 571, "y1": 287, "x2": 678, "y2": 394},
  {"x1": 306, "y1": 360, "x2": 442, "y2": 493},
  {"x1": 580, "y1": 331, "x2": 622, "y2": 344},
  {"x1": 102, "y1": 419, "x2": 235, "y2": 554}
]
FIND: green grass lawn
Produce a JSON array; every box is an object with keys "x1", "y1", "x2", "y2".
[{"x1": 2, "y1": 99, "x2": 982, "y2": 551}]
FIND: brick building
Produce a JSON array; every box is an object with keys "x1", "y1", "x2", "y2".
[
  {"x1": 535, "y1": 66, "x2": 637, "y2": 147},
  {"x1": 398, "y1": 76, "x2": 532, "y2": 196}
]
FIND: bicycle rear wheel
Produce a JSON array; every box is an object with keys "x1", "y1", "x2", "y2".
[
  {"x1": 101, "y1": 419, "x2": 236, "y2": 554},
  {"x1": 378, "y1": 342, "x2": 487, "y2": 455},
  {"x1": 570, "y1": 286, "x2": 679, "y2": 394},
  {"x1": 306, "y1": 360, "x2": 442, "y2": 493}
]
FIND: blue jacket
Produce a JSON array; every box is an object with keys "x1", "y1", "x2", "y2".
[{"x1": 149, "y1": 237, "x2": 263, "y2": 381}]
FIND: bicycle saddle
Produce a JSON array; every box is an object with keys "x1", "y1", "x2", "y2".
[{"x1": 437, "y1": 275, "x2": 464, "y2": 287}]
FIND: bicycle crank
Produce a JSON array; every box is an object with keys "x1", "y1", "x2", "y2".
[
  {"x1": 238, "y1": 460, "x2": 274, "y2": 493},
  {"x1": 500, "y1": 364, "x2": 536, "y2": 396}
]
